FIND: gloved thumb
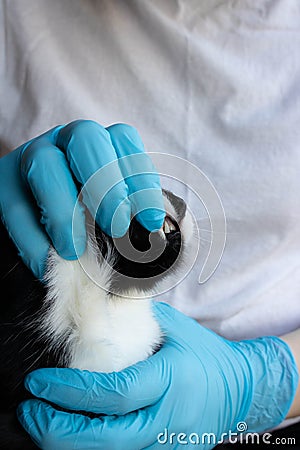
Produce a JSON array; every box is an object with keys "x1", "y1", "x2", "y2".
[{"x1": 24, "y1": 348, "x2": 170, "y2": 415}]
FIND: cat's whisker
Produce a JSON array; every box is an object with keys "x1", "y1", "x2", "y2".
[{"x1": 1, "y1": 262, "x2": 20, "y2": 280}]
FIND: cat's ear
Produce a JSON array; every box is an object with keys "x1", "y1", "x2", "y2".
[{"x1": 162, "y1": 189, "x2": 186, "y2": 223}]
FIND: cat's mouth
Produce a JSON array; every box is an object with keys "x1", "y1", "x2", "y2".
[
  {"x1": 127, "y1": 213, "x2": 180, "y2": 253},
  {"x1": 95, "y1": 212, "x2": 182, "y2": 291},
  {"x1": 161, "y1": 216, "x2": 177, "y2": 235},
  {"x1": 93, "y1": 188, "x2": 188, "y2": 292}
]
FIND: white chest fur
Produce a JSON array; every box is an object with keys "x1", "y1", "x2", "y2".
[{"x1": 41, "y1": 238, "x2": 163, "y2": 373}]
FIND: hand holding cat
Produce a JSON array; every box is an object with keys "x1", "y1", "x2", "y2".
[
  {"x1": 0, "y1": 121, "x2": 165, "y2": 279},
  {"x1": 18, "y1": 302, "x2": 298, "y2": 450}
]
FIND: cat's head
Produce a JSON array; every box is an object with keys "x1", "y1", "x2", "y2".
[{"x1": 95, "y1": 189, "x2": 194, "y2": 295}]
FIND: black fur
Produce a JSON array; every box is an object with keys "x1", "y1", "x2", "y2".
[
  {"x1": 0, "y1": 220, "x2": 53, "y2": 449},
  {"x1": 102, "y1": 216, "x2": 182, "y2": 293}
]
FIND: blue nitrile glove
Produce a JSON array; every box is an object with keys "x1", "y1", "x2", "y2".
[
  {"x1": 0, "y1": 120, "x2": 165, "y2": 279},
  {"x1": 17, "y1": 302, "x2": 298, "y2": 450}
]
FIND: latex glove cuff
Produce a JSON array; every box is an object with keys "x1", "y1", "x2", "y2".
[{"x1": 236, "y1": 336, "x2": 299, "y2": 433}]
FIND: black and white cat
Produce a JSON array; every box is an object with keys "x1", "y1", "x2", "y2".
[{"x1": 0, "y1": 189, "x2": 194, "y2": 449}]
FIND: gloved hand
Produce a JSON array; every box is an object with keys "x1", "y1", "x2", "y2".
[
  {"x1": 0, "y1": 120, "x2": 165, "y2": 279},
  {"x1": 17, "y1": 302, "x2": 298, "y2": 450}
]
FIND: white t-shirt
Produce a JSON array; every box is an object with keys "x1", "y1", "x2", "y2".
[{"x1": 1, "y1": 0, "x2": 300, "y2": 340}]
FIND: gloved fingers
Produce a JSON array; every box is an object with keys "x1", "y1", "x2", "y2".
[
  {"x1": 55, "y1": 120, "x2": 131, "y2": 237},
  {"x1": 107, "y1": 123, "x2": 165, "y2": 231},
  {"x1": 24, "y1": 345, "x2": 174, "y2": 416},
  {"x1": 18, "y1": 399, "x2": 161, "y2": 450},
  {"x1": 20, "y1": 137, "x2": 87, "y2": 261},
  {"x1": 0, "y1": 150, "x2": 51, "y2": 279}
]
